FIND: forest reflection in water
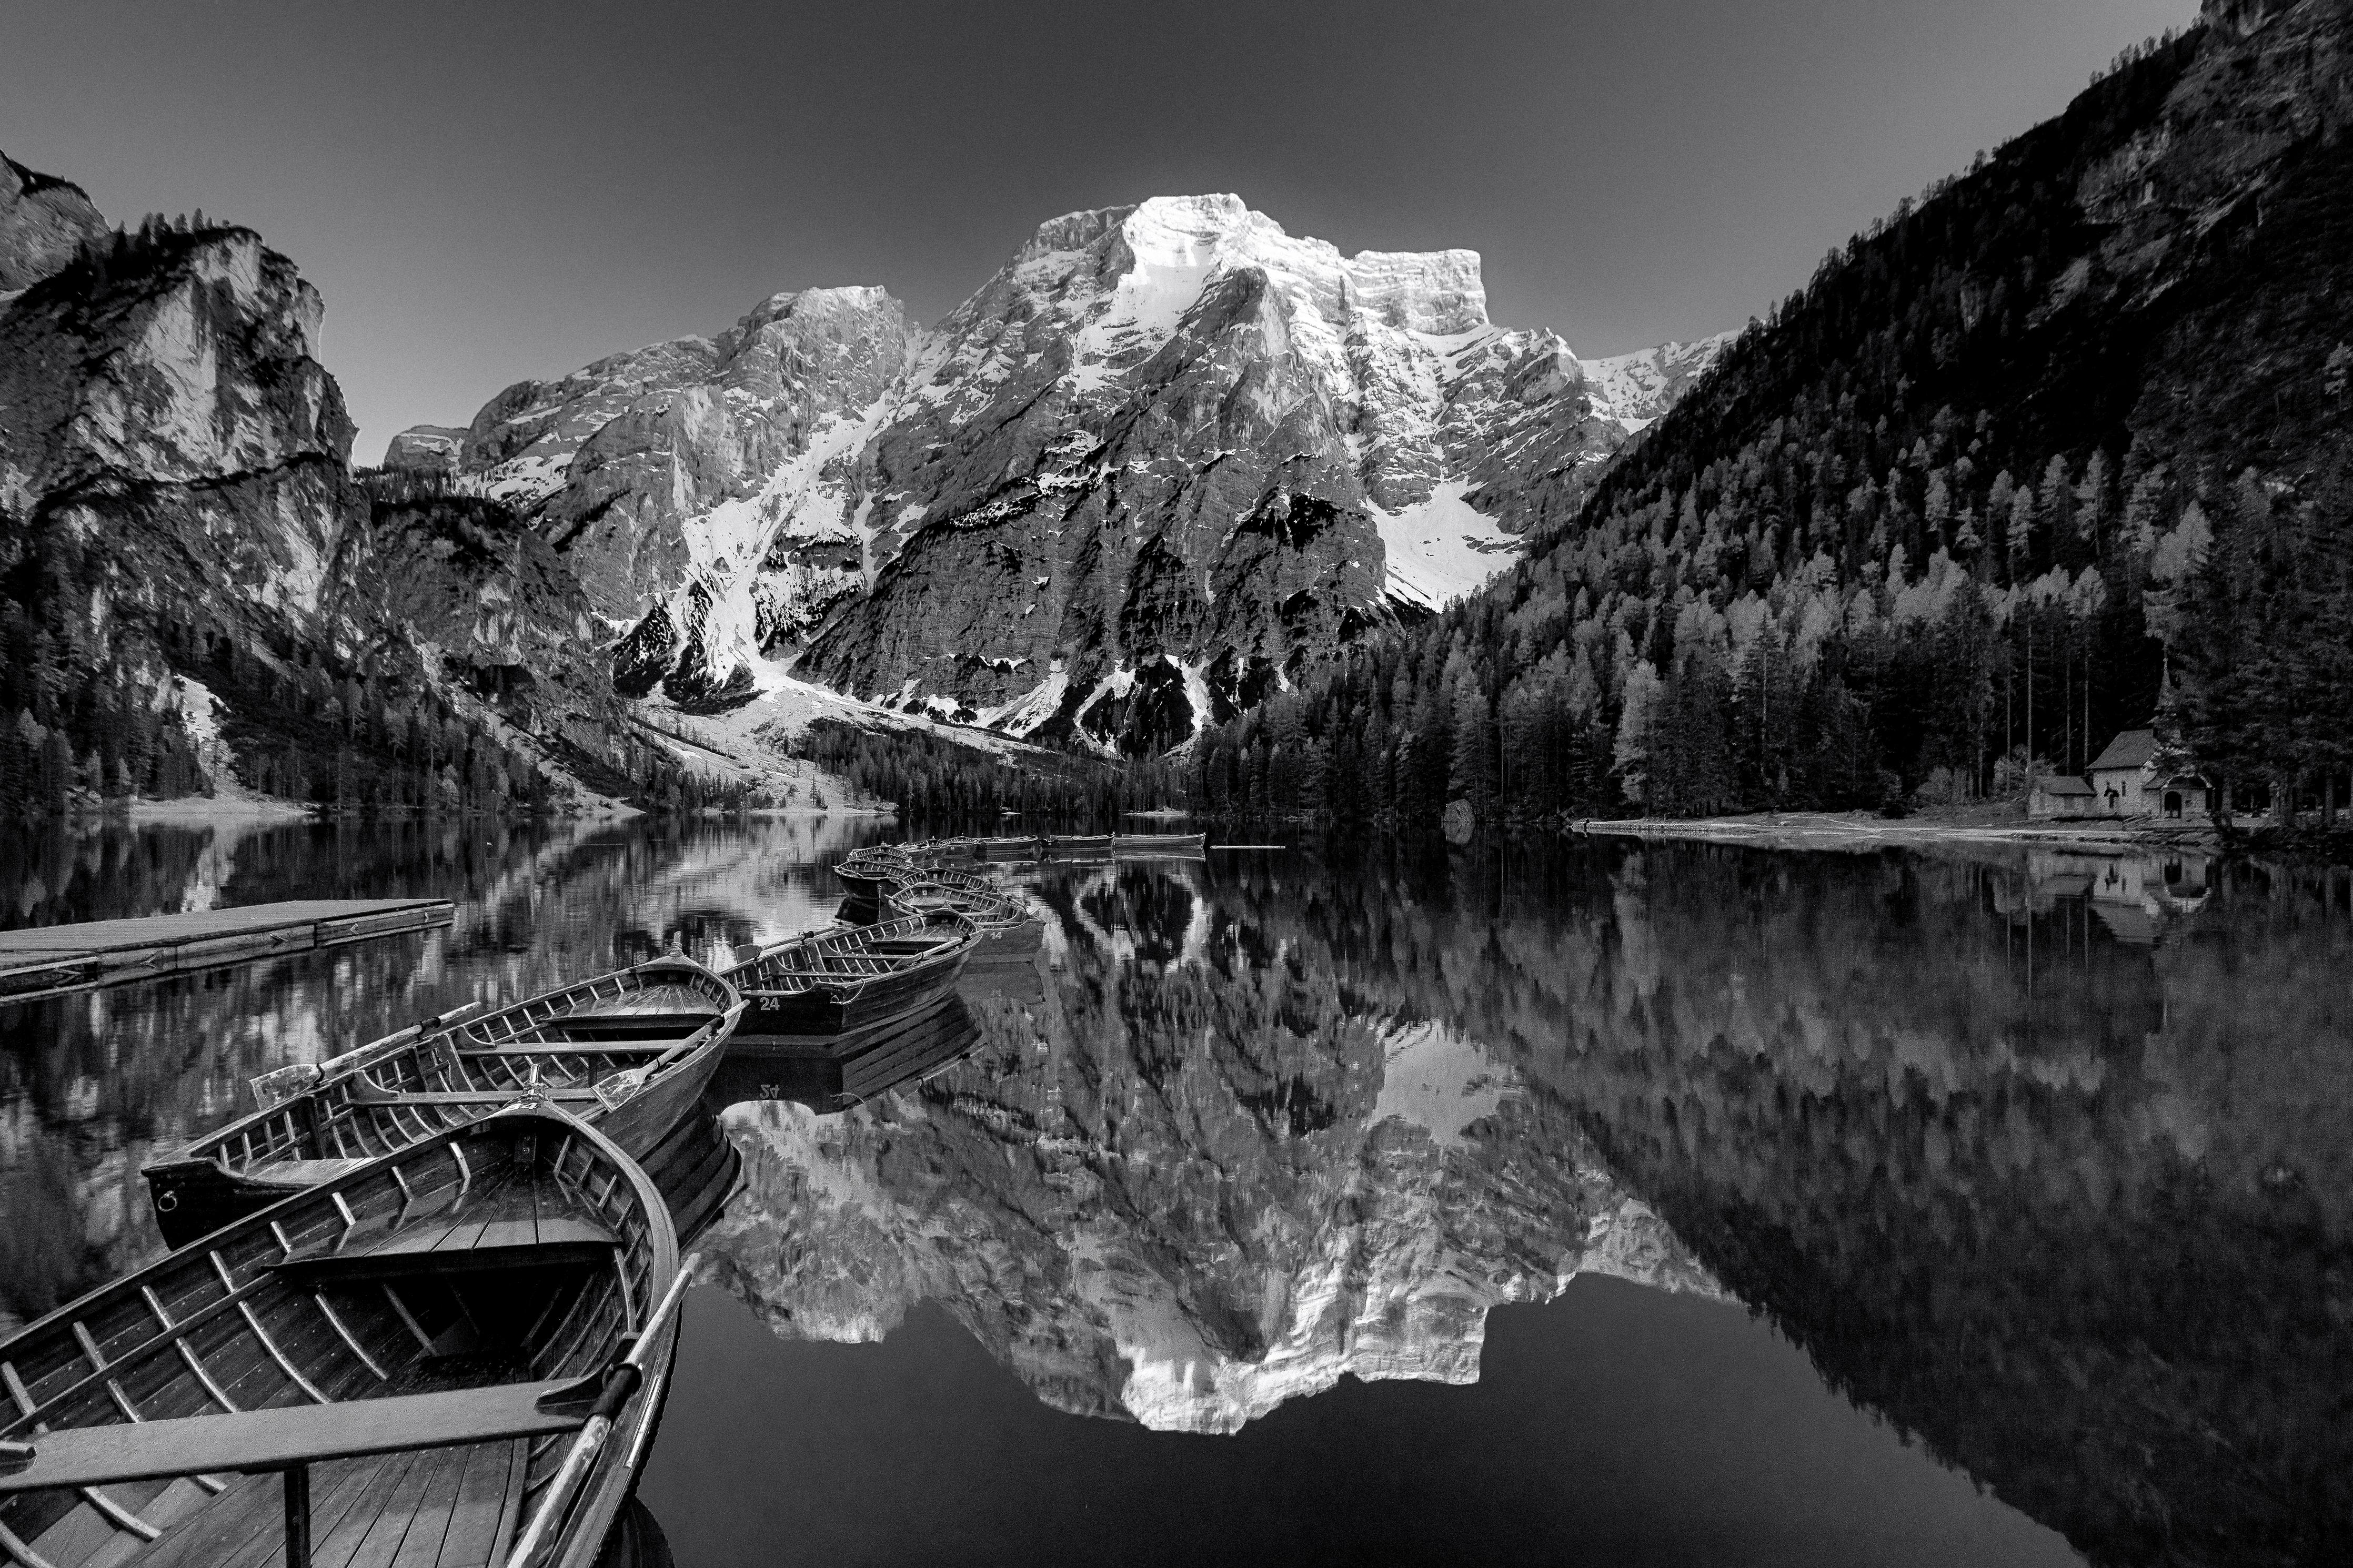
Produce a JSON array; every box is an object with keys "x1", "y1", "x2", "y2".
[
  {"x1": 706, "y1": 834, "x2": 2352, "y2": 1566},
  {"x1": 2, "y1": 816, "x2": 2348, "y2": 1565}
]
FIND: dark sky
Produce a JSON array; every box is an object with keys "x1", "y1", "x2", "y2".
[{"x1": 3, "y1": 0, "x2": 2193, "y2": 463}]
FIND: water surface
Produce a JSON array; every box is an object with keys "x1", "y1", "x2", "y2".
[{"x1": 4, "y1": 818, "x2": 2346, "y2": 1565}]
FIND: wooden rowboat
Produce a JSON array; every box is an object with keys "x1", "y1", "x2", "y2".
[
  {"x1": 722, "y1": 914, "x2": 979, "y2": 1043},
  {"x1": 827, "y1": 859, "x2": 901, "y2": 904},
  {"x1": 828, "y1": 840, "x2": 974, "y2": 897},
  {"x1": 0, "y1": 1102, "x2": 688, "y2": 1568},
  {"x1": 142, "y1": 958, "x2": 745, "y2": 1249},
  {"x1": 1107, "y1": 831, "x2": 1208, "y2": 856},
  {"x1": 960, "y1": 832, "x2": 1205, "y2": 861},
  {"x1": 881, "y1": 867, "x2": 1032, "y2": 934}
]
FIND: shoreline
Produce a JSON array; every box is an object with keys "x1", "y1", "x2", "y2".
[
  {"x1": 125, "y1": 795, "x2": 314, "y2": 825},
  {"x1": 1568, "y1": 812, "x2": 2223, "y2": 857}
]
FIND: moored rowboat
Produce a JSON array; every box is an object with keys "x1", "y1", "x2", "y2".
[
  {"x1": 142, "y1": 957, "x2": 745, "y2": 1249},
  {"x1": 880, "y1": 866, "x2": 1032, "y2": 934},
  {"x1": 828, "y1": 840, "x2": 976, "y2": 899},
  {"x1": 722, "y1": 913, "x2": 979, "y2": 1042},
  {"x1": 0, "y1": 1102, "x2": 687, "y2": 1568},
  {"x1": 958, "y1": 832, "x2": 1205, "y2": 861},
  {"x1": 1105, "y1": 831, "x2": 1208, "y2": 856}
]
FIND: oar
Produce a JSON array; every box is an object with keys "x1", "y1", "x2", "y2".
[
  {"x1": 503, "y1": 1252, "x2": 702, "y2": 1568},
  {"x1": 248, "y1": 1001, "x2": 491, "y2": 1108}
]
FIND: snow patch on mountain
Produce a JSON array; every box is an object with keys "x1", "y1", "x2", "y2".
[
  {"x1": 1583, "y1": 335, "x2": 1735, "y2": 432},
  {"x1": 1370, "y1": 480, "x2": 1524, "y2": 613}
]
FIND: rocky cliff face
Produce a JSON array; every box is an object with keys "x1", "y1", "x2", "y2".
[
  {"x1": 0, "y1": 155, "x2": 106, "y2": 301},
  {"x1": 0, "y1": 221, "x2": 358, "y2": 625},
  {"x1": 380, "y1": 424, "x2": 464, "y2": 474},
  {"x1": 408, "y1": 197, "x2": 1724, "y2": 749},
  {"x1": 447, "y1": 287, "x2": 912, "y2": 707},
  {"x1": 701, "y1": 861, "x2": 1721, "y2": 1433},
  {"x1": 0, "y1": 164, "x2": 653, "y2": 805}
]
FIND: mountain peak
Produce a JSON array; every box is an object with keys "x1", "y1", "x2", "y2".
[
  {"x1": 1007, "y1": 195, "x2": 1490, "y2": 340},
  {"x1": 416, "y1": 191, "x2": 1725, "y2": 750}
]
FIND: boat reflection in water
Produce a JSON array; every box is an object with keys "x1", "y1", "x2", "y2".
[
  {"x1": 708, "y1": 994, "x2": 985, "y2": 1113},
  {"x1": 697, "y1": 838, "x2": 2353, "y2": 1562}
]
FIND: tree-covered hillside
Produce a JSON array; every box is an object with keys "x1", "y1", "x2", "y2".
[{"x1": 1188, "y1": 1, "x2": 2353, "y2": 826}]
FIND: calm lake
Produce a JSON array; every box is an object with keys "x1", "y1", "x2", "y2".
[{"x1": 3, "y1": 816, "x2": 2348, "y2": 1566}]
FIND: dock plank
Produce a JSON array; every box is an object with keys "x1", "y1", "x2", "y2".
[{"x1": 0, "y1": 902, "x2": 455, "y2": 1004}]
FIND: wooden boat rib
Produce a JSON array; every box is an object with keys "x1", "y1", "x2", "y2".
[
  {"x1": 722, "y1": 914, "x2": 979, "y2": 1040},
  {"x1": 0, "y1": 1103, "x2": 683, "y2": 1568},
  {"x1": 142, "y1": 958, "x2": 745, "y2": 1249}
]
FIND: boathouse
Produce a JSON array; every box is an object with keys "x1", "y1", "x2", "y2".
[{"x1": 2028, "y1": 775, "x2": 2097, "y2": 819}]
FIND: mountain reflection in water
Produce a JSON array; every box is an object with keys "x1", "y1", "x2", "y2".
[
  {"x1": 2, "y1": 818, "x2": 2347, "y2": 1565},
  {"x1": 705, "y1": 857, "x2": 1721, "y2": 1435},
  {"x1": 706, "y1": 838, "x2": 2352, "y2": 1565}
]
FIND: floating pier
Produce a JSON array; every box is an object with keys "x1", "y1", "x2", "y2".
[{"x1": 0, "y1": 898, "x2": 456, "y2": 1004}]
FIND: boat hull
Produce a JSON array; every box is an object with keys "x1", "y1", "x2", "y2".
[
  {"x1": 556, "y1": 1294, "x2": 684, "y2": 1568},
  {"x1": 830, "y1": 862, "x2": 899, "y2": 899},
  {"x1": 729, "y1": 948, "x2": 971, "y2": 1045},
  {"x1": 141, "y1": 1159, "x2": 309, "y2": 1251},
  {"x1": 958, "y1": 832, "x2": 1204, "y2": 860},
  {"x1": 146, "y1": 1011, "x2": 736, "y2": 1248}
]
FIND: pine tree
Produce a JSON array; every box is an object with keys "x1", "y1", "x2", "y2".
[{"x1": 1448, "y1": 679, "x2": 1496, "y2": 820}]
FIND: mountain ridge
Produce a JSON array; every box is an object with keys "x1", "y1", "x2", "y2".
[
  {"x1": 1181, "y1": 0, "x2": 2353, "y2": 827},
  {"x1": 397, "y1": 194, "x2": 1729, "y2": 754}
]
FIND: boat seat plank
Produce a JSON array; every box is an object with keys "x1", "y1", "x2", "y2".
[
  {"x1": 510, "y1": 1013, "x2": 715, "y2": 1036},
  {"x1": 446, "y1": 1219, "x2": 536, "y2": 1256},
  {"x1": 271, "y1": 1236, "x2": 622, "y2": 1283},
  {"x1": 0, "y1": 1383, "x2": 591, "y2": 1494},
  {"x1": 273, "y1": 1169, "x2": 616, "y2": 1280},
  {"x1": 249, "y1": 1159, "x2": 375, "y2": 1188},
  {"x1": 369, "y1": 1169, "x2": 536, "y2": 1253},
  {"x1": 345, "y1": 1087, "x2": 602, "y2": 1108}
]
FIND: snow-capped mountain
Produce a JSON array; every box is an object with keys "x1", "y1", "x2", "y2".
[{"x1": 408, "y1": 196, "x2": 1725, "y2": 752}]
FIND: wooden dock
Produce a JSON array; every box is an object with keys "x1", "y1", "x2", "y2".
[{"x1": 0, "y1": 898, "x2": 456, "y2": 1004}]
